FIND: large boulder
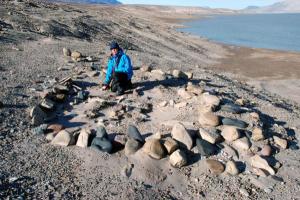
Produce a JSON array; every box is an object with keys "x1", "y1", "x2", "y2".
[{"x1": 171, "y1": 123, "x2": 193, "y2": 150}]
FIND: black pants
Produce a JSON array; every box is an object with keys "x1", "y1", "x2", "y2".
[{"x1": 110, "y1": 72, "x2": 132, "y2": 93}]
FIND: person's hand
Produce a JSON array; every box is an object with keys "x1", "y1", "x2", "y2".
[{"x1": 102, "y1": 84, "x2": 109, "y2": 90}]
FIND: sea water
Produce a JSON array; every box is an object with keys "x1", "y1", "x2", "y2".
[{"x1": 180, "y1": 13, "x2": 300, "y2": 52}]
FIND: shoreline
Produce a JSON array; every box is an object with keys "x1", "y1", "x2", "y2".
[{"x1": 174, "y1": 13, "x2": 300, "y2": 104}]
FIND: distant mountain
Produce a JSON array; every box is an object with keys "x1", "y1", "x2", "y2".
[
  {"x1": 48, "y1": 0, "x2": 121, "y2": 5},
  {"x1": 243, "y1": 0, "x2": 300, "y2": 13}
]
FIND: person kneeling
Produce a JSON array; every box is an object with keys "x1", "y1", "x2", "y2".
[{"x1": 102, "y1": 41, "x2": 133, "y2": 96}]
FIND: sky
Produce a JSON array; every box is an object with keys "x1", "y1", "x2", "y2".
[{"x1": 119, "y1": 0, "x2": 282, "y2": 9}]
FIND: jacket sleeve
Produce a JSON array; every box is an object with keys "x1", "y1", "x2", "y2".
[{"x1": 104, "y1": 59, "x2": 113, "y2": 85}]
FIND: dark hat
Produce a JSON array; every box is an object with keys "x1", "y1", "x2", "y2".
[{"x1": 110, "y1": 41, "x2": 120, "y2": 50}]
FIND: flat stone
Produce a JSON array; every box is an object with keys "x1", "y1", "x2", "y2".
[
  {"x1": 220, "y1": 104, "x2": 245, "y2": 114},
  {"x1": 171, "y1": 123, "x2": 193, "y2": 150},
  {"x1": 127, "y1": 125, "x2": 144, "y2": 143},
  {"x1": 177, "y1": 88, "x2": 193, "y2": 99},
  {"x1": 260, "y1": 145, "x2": 272, "y2": 156},
  {"x1": 63, "y1": 48, "x2": 71, "y2": 56},
  {"x1": 40, "y1": 98, "x2": 55, "y2": 110},
  {"x1": 222, "y1": 118, "x2": 248, "y2": 129},
  {"x1": 221, "y1": 126, "x2": 240, "y2": 142},
  {"x1": 198, "y1": 112, "x2": 220, "y2": 127},
  {"x1": 225, "y1": 161, "x2": 239, "y2": 175},
  {"x1": 143, "y1": 139, "x2": 166, "y2": 159},
  {"x1": 196, "y1": 138, "x2": 218, "y2": 156},
  {"x1": 125, "y1": 138, "x2": 142, "y2": 156},
  {"x1": 249, "y1": 155, "x2": 275, "y2": 175},
  {"x1": 232, "y1": 137, "x2": 252, "y2": 151},
  {"x1": 163, "y1": 137, "x2": 179, "y2": 154},
  {"x1": 273, "y1": 136, "x2": 288, "y2": 149},
  {"x1": 199, "y1": 128, "x2": 222, "y2": 144},
  {"x1": 91, "y1": 137, "x2": 112, "y2": 153},
  {"x1": 206, "y1": 159, "x2": 225, "y2": 175},
  {"x1": 76, "y1": 128, "x2": 91, "y2": 148},
  {"x1": 169, "y1": 149, "x2": 187, "y2": 168},
  {"x1": 51, "y1": 130, "x2": 75, "y2": 146},
  {"x1": 252, "y1": 127, "x2": 264, "y2": 141}
]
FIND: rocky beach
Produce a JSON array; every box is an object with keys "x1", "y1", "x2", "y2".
[{"x1": 1, "y1": 0, "x2": 300, "y2": 199}]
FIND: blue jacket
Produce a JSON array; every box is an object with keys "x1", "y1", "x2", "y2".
[{"x1": 104, "y1": 49, "x2": 133, "y2": 85}]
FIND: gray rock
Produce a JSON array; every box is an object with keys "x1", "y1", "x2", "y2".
[
  {"x1": 127, "y1": 125, "x2": 144, "y2": 143},
  {"x1": 222, "y1": 118, "x2": 248, "y2": 129},
  {"x1": 91, "y1": 137, "x2": 112, "y2": 153},
  {"x1": 31, "y1": 124, "x2": 48, "y2": 135},
  {"x1": 220, "y1": 104, "x2": 245, "y2": 114},
  {"x1": 196, "y1": 138, "x2": 218, "y2": 156},
  {"x1": 96, "y1": 126, "x2": 108, "y2": 138},
  {"x1": 125, "y1": 138, "x2": 142, "y2": 156}
]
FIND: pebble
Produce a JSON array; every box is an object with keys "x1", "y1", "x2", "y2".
[
  {"x1": 127, "y1": 125, "x2": 144, "y2": 143},
  {"x1": 260, "y1": 145, "x2": 272, "y2": 156},
  {"x1": 172, "y1": 69, "x2": 187, "y2": 79},
  {"x1": 63, "y1": 47, "x2": 71, "y2": 56},
  {"x1": 125, "y1": 138, "x2": 142, "y2": 156},
  {"x1": 249, "y1": 155, "x2": 275, "y2": 175},
  {"x1": 250, "y1": 112, "x2": 260, "y2": 122},
  {"x1": 51, "y1": 130, "x2": 75, "y2": 146},
  {"x1": 225, "y1": 160, "x2": 240, "y2": 175},
  {"x1": 159, "y1": 101, "x2": 168, "y2": 107},
  {"x1": 251, "y1": 127, "x2": 264, "y2": 141},
  {"x1": 206, "y1": 159, "x2": 225, "y2": 175},
  {"x1": 235, "y1": 98, "x2": 246, "y2": 106},
  {"x1": 196, "y1": 138, "x2": 218, "y2": 156},
  {"x1": 76, "y1": 128, "x2": 91, "y2": 148},
  {"x1": 199, "y1": 128, "x2": 221, "y2": 144},
  {"x1": 163, "y1": 137, "x2": 178, "y2": 154},
  {"x1": 232, "y1": 137, "x2": 251, "y2": 151},
  {"x1": 175, "y1": 101, "x2": 188, "y2": 108},
  {"x1": 171, "y1": 123, "x2": 193, "y2": 150},
  {"x1": 273, "y1": 136, "x2": 288, "y2": 149},
  {"x1": 143, "y1": 139, "x2": 166, "y2": 159},
  {"x1": 198, "y1": 112, "x2": 220, "y2": 127},
  {"x1": 121, "y1": 164, "x2": 134, "y2": 178},
  {"x1": 221, "y1": 126, "x2": 240, "y2": 142},
  {"x1": 140, "y1": 65, "x2": 152, "y2": 72},
  {"x1": 71, "y1": 51, "x2": 82, "y2": 60},
  {"x1": 47, "y1": 124, "x2": 64, "y2": 134},
  {"x1": 222, "y1": 118, "x2": 248, "y2": 129},
  {"x1": 169, "y1": 149, "x2": 187, "y2": 168},
  {"x1": 239, "y1": 188, "x2": 249, "y2": 197}
]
